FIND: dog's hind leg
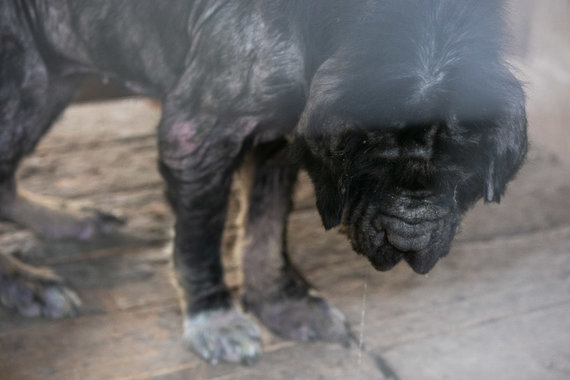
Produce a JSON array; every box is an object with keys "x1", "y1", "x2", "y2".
[
  {"x1": 0, "y1": 25, "x2": 124, "y2": 241},
  {"x1": 238, "y1": 140, "x2": 352, "y2": 346},
  {"x1": 0, "y1": 85, "x2": 84, "y2": 317},
  {"x1": 0, "y1": 22, "x2": 114, "y2": 317}
]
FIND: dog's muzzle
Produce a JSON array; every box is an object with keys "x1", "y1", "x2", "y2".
[
  {"x1": 348, "y1": 193, "x2": 458, "y2": 274},
  {"x1": 376, "y1": 195, "x2": 450, "y2": 249}
]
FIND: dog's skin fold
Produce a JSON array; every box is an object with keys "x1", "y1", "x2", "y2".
[{"x1": 0, "y1": 0, "x2": 527, "y2": 364}]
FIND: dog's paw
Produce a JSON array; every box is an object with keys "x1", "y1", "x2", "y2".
[
  {"x1": 245, "y1": 292, "x2": 352, "y2": 346},
  {"x1": 41, "y1": 207, "x2": 125, "y2": 241},
  {"x1": 72, "y1": 209, "x2": 125, "y2": 241},
  {"x1": 2, "y1": 191, "x2": 126, "y2": 242},
  {"x1": 0, "y1": 271, "x2": 81, "y2": 318},
  {"x1": 183, "y1": 308, "x2": 262, "y2": 365}
]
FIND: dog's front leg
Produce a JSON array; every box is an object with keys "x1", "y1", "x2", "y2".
[
  {"x1": 158, "y1": 112, "x2": 261, "y2": 365},
  {"x1": 238, "y1": 141, "x2": 352, "y2": 346}
]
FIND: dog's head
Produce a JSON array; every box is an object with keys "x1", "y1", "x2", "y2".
[{"x1": 292, "y1": 4, "x2": 527, "y2": 273}]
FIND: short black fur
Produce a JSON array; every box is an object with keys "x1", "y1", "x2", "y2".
[{"x1": 0, "y1": 0, "x2": 527, "y2": 365}]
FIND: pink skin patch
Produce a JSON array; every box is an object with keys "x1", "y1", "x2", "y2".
[
  {"x1": 170, "y1": 121, "x2": 199, "y2": 154},
  {"x1": 160, "y1": 116, "x2": 260, "y2": 170},
  {"x1": 162, "y1": 121, "x2": 199, "y2": 170}
]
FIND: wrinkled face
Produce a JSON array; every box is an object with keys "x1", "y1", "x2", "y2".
[
  {"x1": 330, "y1": 123, "x2": 469, "y2": 274},
  {"x1": 289, "y1": 0, "x2": 527, "y2": 274},
  {"x1": 293, "y1": 111, "x2": 527, "y2": 274}
]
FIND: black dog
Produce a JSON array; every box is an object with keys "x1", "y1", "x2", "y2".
[{"x1": 0, "y1": 0, "x2": 526, "y2": 364}]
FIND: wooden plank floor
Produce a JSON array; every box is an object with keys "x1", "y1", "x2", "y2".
[
  {"x1": 0, "y1": 95, "x2": 568, "y2": 380},
  {"x1": 1, "y1": 3, "x2": 570, "y2": 375}
]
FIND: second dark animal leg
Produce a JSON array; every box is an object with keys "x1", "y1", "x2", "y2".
[
  {"x1": 0, "y1": 72, "x2": 122, "y2": 318},
  {"x1": 0, "y1": 30, "x2": 123, "y2": 241},
  {"x1": 158, "y1": 109, "x2": 262, "y2": 365},
  {"x1": 238, "y1": 141, "x2": 352, "y2": 345},
  {"x1": 0, "y1": 19, "x2": 121, "y2": 317},
  {"x1": 0, "y1": 73, "x2": 87, "y2": 317}
]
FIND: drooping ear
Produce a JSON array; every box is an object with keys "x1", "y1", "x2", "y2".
[
  {"x1": 290, "y1": 138, "x2": 346, "y2": 229},
  {"x1": 312, "y1": 162, "x2": 346, "y2": 229},
  {"x1": 483, "y1": 80, "x2": 528, "y2": 203},
  {"x1": 290, "y1": 59, "x2": 354, "y2": 229}
]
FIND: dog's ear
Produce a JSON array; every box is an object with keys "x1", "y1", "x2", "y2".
[
  {"x1": 483, "y1": 80, "x2": 528, "y2": 203},
  {"x1": 291, "y1": 138, "x2": 346, "y2": 229},
  {"x1": 312, "y1": 162, "x2": 346, "y2": 229}
]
